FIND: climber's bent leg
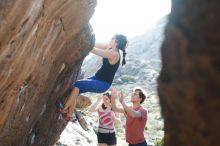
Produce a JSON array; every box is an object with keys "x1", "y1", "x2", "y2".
[
  {"x1": 62, "y1": 76, "x2": 111, "y2": 121},
  {"x1": 63, "y1": 87, "x2": 79, "y2": 120}
]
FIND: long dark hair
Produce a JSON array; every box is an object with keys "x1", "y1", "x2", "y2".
[
  {"x1": 114, "y1": 34, "x2": 127, "y2": 66},
  {"x1": 101, "y1": 92, "x2": 111, "y2": 110}
]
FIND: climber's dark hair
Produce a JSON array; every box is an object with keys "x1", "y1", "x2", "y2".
[
  {"x1": 102, "y1": 92, "x2": 111, "y2": 110},
  {"x1": 114, "y1": 34, "x2": 127, "y2": 66}
]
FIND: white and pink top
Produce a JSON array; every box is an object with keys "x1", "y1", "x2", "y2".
[{"x1": 98, "y1": 107, "x2": 116, "y2": 133}]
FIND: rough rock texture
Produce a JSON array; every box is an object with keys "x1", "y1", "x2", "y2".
[
  {"x1": 75, "y1": 95, "x2": 92, "y2": 109},
  {"x1": 158, "y1": 0, "x2": 220, "y2": 146},
  {"x1": 0, "y1": 0, "x2": 96, "y2": 146}
]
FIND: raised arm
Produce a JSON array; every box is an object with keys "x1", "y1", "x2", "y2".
[
  {"x1": 91, "y1": 47, "x2": 119, "y2": 61},
  {"x1": 89, "y1": 95, "x2": 102, "y2": 112},
  {"x1": 111, "y1": 88, "x2": 124, "y2": 113},
  {"x1": 119, "y1": 92, "x2": 142, "y2": 118},
  {"x1": 113, "y1": 112, "x2": 121, "y2": 125},
  {"x1": 95, "y1": 43, "x2": 110, "y2": 49}
]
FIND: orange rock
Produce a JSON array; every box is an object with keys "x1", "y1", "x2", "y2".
[
  {"x1": 76, "y1": 95, "x2": 92, "y2": 109},
  {"x1": 0, "y1": 0, "x2": 96, "y2": 145}
]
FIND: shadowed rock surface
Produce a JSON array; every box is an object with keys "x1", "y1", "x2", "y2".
[
  {"x1": 158, "y1": 0, "x2": 220, "y2": 146},
  {"x1": 0, "y1": 0, "x2": 96, "y2": 146}
]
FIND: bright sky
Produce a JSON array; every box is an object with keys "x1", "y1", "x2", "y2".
[{"x1": 90, "y1": 0, "x2": 171, "y2": 42}]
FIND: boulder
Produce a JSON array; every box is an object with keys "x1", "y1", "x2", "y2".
[
  {"x1": 158, "y1": 0, "x2": 220, "y2": 146},
  {"x1": 76, "y1": 95, "x2": 92, "y2": 109},
  {"x1": 0, "y1": 0, "x2": 96, "y2": 145}
]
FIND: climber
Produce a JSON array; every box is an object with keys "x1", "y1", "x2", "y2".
[
  {"x1": 56, "y1": 34, "x2": 128, "y2": 121},
  {"x1": 111, "y1": 87, "x2": 148, "y2": 146},
  {"x1": 89, "y1": 92, "x2": 120, "y2": 146}
]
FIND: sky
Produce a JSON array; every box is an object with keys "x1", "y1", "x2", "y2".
[{"x1": 90, "y1": 0, "x2": 171, "y2": 42}]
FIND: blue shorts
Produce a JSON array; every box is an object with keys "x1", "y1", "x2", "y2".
[{"x1": 73, "y1": 76, "x2": 111, "y2": 94}]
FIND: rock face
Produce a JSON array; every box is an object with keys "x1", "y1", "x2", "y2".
[
  {"x1": 0, "y1": 0, "x2": 96, "y2": 146},
  {"x1": 158, "y1": 0, "x2": 220, "y2": 146}
]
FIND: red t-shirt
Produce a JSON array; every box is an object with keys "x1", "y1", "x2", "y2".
[{"x1": 125, "y1": 106, "x2": 147, "y2": 144}]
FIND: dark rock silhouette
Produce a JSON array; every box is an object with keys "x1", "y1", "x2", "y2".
[
  {"x1": 0, "y1": 0, "x2": 96, "y2": 145},
  {"x1": 158, "y1": 0, "x2": 220, "y2": 146}
]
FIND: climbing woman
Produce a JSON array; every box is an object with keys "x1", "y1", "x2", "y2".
[{"x1": 57, "y1": 34, "x2": 127, "y2": 121}]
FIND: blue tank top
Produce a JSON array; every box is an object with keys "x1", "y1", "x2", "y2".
[{"x1": 95, "y1": 55, "x2": 120, "y2": 84}]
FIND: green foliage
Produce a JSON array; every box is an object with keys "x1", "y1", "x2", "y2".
[
  {"x1": 144, "y1": 126, "x2": 148, "y2": 130},
  {"x1": 154, "y1": 138, "x2": 164, "y2": 146},
  {"x1": 120, "y1": 75, "x2": 136, "y2": 83}
]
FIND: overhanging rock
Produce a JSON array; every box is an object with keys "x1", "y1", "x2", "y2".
[{"x1": 0, "y1": 0, "x2": 96, "y2": 145}]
